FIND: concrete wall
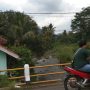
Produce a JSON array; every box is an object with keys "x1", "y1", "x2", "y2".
[{"x1": 0, "y1": 51, "x2": 7, "y2": 74}]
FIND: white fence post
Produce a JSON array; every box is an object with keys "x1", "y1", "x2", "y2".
[{"x1": 24, "y1": 64, "x2": 30, "y2": 82}]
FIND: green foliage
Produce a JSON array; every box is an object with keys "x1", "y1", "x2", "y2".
[
  {"x1": 56, "y1": 30, "x2": 77, "y2": 44},
  {"x1": 0, "y1": 10, "x2": 39, "y2": 46},
  {"x1": 9, "y1": 46, "x2": 33, "y2": 66},
  {"x1": 23, "y1": 23, "x2": 55, "y2": 57},
  {"x1": 8, "y1": 46, "x2": 35, "y2": 77},
  {"x1": 0, "y1": 75, "x2": 14, "y2": 88},
  {"x1": 23, "y1": 31, "x2": 44, "y2": 57},
  {"x1": 0, "y1": 10, "x2": 56, "y2": 57},
  {"x1": 51, "y1": 43, "x2": 78, "y2": 63},
  {"x1": 71, "y1": 6, "x2": 90, "y2": 40},
  {"x1": 56, "y1": 6, "x2": 90, "y2": 44},
  {"x1": 2, "y1": 9, "x2": 90, "y2": 64},
  {"x1": 41, "y1": 24, "x2": 55, "y2": 51}
]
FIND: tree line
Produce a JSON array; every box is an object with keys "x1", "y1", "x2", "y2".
[
  {"x1": 56, "y1": 6, "x2": 90, "y2": 44},
  {"x1": 0, "y1": 6, "x2": 90, "y2": 67}
]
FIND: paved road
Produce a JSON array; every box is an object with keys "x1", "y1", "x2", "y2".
[
  {"x1": 31, "y1": 83, "x2": 64, "y2": 90},
  {"x1": 13, "y1": 83, "x2": 64, "y2": 90},
  {"x1": 31, "y1": 86, "x2": 90, "y2": 90},
  {"x1": 31, "y1": 83, "x2": 90, "y2": 90},
  {"x1": 32, "y1": 85, "x2": 64, "y2": 90},
  {"x1": 13, "y1": 83, "x2": 90, "y2": 90}
]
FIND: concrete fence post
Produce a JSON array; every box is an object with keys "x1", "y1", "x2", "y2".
[{"x1": 24, "y1": 64, "x2": 30, "y2": 83}]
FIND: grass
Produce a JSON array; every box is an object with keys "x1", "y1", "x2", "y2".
[
  {"x1": 0, "y1": 75, "x2": 15, "y2": 88},
  {"x1": 44, "y1": 43, "x2": 78, "y2": 63}
]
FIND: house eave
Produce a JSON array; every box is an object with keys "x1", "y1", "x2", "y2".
[{"x1": 0, "y1": 45, "x2": 20, "y2": 59}]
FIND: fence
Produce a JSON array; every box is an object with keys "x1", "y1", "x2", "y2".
[{"x1": 0, "y1": 63, "x2": 70, "y2": 85}]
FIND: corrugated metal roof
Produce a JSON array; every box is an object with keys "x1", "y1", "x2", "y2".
[{"x1": 0, "y1": 45, "x2": 20, "y2": 59}]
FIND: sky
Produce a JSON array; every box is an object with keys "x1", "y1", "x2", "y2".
[{"x1": 0, "y1": 0, "x2": 90, "y2": 34}]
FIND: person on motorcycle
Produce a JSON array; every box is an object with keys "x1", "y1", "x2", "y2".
[{"x1": 72, "y1": 39, "x2": 90, "y2": 72}]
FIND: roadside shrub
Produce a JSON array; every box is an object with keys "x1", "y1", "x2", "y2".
[
  {"x1": 8, "y1": 46, "x2": 36, "y2": 82},
  {"x1": 0, "y1": 75, "x2": 12, "y2": 88},
  {"x1": 44, "y1": 43, "x2": 78, "y2": 63},
  {"x1": 51, "y1": 43, "x2": 78, "y2": 63}
]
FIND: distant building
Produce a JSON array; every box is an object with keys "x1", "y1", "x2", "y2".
[{"x1": 0, "y1": 45, "x2": 20, "y2": 74}]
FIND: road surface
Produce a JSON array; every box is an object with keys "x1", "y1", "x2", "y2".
[
  {"x1": 31, "y1": 83, "x2": 90, "y2": 90},
  {"x1": 31, "y1": 83, "x2": 64, "y2": 90},
  {"x1": 13, "y1": 83, "x2": 90, "y2": 90},
  {"x1": 32, "y1": 85, "x2": 64, "y2": 90}
]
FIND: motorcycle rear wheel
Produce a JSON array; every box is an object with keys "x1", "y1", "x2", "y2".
[{"x1": 64, "y1": 75, "x2": 81, "y2": 90}]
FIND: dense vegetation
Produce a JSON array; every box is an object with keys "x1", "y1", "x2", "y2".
[
  {"x1": 0, "y1": 75, "x2": 15, "y2": 88},
  {"x1": 0, "y1": 6, "x2": 90, "y2": 88},
  {"x1": 0, "y1": 6, "x2": 90, "y2": 66},
  {"x1": 0, "y1": 10, "x2": 55, "y2": 67}
]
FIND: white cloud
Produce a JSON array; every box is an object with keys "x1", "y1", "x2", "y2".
[
  {"x1": 64, "y1": 0, "x2": 90, "y2": 7},
  {"x1": 32, "y1": 14, "x2": 74, "y2": 34},
  {"x1": 0, "y1": 0, "x2": 27, "y2": 6},
  {"x1": 0, "y1": 0, "x2": 28, "y2": 11},
  {"x1": 64, "y1": 0, "x2": 90, "y2": 11},
  {"x1": 0, "y1": 0, "x2": 90, "y2": 34}
]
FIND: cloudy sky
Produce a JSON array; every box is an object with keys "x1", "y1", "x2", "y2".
[{"x1": 0, "y1": 0, "x2": 90, "y2": 34}]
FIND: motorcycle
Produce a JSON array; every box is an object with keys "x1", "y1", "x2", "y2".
[{"x1": 64, "y1": 66, "x2": 90, "y2": 90}]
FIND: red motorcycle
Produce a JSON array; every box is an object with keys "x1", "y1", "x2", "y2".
[{"x1": 64, "y1": 66, "x2": 90, "y2": 90}]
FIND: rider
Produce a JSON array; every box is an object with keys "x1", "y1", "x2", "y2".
[{"x1": 72, "y1": 39, "x2": 90, "y2": 72}]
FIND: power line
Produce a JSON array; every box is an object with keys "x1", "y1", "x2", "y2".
[
  {"x1": 0, "y1": 10, "x2": 90, "y2": 18},
  {"x1": 0, "y1": 10, "x2": 79, "y2": 15},
  {"x1": 26, "y1": 12, "x2": 77, "y2": 15},
  {"x1": 29, "y1": 15, "x2": 75, "y2": 18},
  {"x1": 0, "y1": 10, "x2": 78, "y2": 14},
  {"x1": 26, "y1": 12, "x2": 76, "y2": 17}
]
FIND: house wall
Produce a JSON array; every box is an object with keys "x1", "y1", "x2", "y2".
[{"x1": 0, "y1": 51, "x2": 7, "y2": 74}]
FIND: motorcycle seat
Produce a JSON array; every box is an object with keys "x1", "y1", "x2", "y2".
[{"x1": 64, "y1": 66, "x2": 90, "y2": 79}]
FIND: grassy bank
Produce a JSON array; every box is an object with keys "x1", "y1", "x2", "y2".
[{"x1": 44, "y1": 43, "x2": 78, "y2": 63}]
